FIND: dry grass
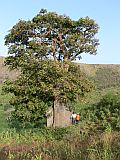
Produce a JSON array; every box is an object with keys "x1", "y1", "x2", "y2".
[{"x1": 0, "y1": 130, "x2": 119, "y2": 160}]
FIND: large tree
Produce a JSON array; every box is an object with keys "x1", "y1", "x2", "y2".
[{"x1": 4, "y1": 9, "x2": 99, "y2": 127}]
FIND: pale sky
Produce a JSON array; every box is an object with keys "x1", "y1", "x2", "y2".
[{"x1": 0, "y1": 0, "x2": 120, "y2": 64}]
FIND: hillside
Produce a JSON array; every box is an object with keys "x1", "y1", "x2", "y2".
[
  {"x1": 0, "y1": 57, "x2": 19, "y2": 83},
  {"x1": 79, "y1": 63, "x2": 120, "y2": 89},
  {"x1": 0, "y1": 57, "x2": 120, "y2": 89}
]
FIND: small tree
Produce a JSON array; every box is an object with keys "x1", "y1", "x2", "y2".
[
  {"x1": 96, "y1": 93, "x2": 120, "y2": 130},
  {"x1": 4, "y1": 9, "x2": 99, "y2": 127},
  {"x1": 81, "y1": 93, "x2": 120, "y2": 131}
]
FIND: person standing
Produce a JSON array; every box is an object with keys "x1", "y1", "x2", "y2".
[
  {"x1": 76, "y1": 113, "x2": 80, "y2": 124},
  {"x1": 71, "y1": 112, "x2": 77, "y2": 125}
]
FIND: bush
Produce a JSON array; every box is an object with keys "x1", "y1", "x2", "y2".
[{"x1": 81, "y1": 93, "x2": 120, "y2": 131}]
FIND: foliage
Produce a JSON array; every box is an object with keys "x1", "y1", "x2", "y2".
[
  {"x1": 4, "y1": 9, "x2": 99, "y2": 127},
  {"x1": 81, "y1": 93, "x2": 120, "y2": 131},
  {"x1": 0, "y1": 84, "x2": 12, "y2": 105},
  {"x1": 0, "y1": 105, "x2": 9, "y2": 132},
  {"x1": 3, "y1": 61, "x2": 93, "y2": 127},
  {"x1": 5, "y1": 9, "x2": 99, "y2": 67},
  {"x1": 0, "y1": 128, "x2": 119, "y2": 160}
]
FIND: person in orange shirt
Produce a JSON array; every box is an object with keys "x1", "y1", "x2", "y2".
[{"x1": 76, "y1": 113, "x2": 80, "y2": 124}]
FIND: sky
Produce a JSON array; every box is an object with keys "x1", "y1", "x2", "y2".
[{"x1": 0, "y1": 0, "x2": 120, "y2": 64}]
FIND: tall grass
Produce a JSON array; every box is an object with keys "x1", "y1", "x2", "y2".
[
  {"x1": 0, "y1": 128, "x2": 119, "y2": 160},
  {"x1": 0, "y1": 109, "x2": 9, "y2": 132}
]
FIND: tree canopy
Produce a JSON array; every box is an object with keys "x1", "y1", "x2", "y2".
[
  {"x1": 5, "y1": 9, "x2": 99, "y2": 68},
  {"x1": 4, "y1": 9, "x2": 99, "y2": 127}
]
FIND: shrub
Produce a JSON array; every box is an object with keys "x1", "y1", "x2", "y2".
[{"x1": 81, "y1": 93, "x2": 120, "y2": 131}]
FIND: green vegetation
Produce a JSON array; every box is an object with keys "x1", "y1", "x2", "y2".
[
  {"x1": 0, "y1": 127, "x2": 119, "y2": 159},
  {"x1": 0, "y1": 84, "x2": 12, "y2": 132},
  {"x1": 79, "y1": 93, "x2": 120, "y2": 131},
  {"x1": 0, "y1": 84, "x2": 120, "y2": 159},
  {"x1": 0, "y1": 108, "x2": 8, "y2": 132},
  {"x1": 0, "y1": 9, "x2": 119, "y2": 160},
  {"x1": 92, "y1": 68, "x2": 120, "y2": 89},
  {"x1": 4, "y1": 9, "x2": 99, "y2": 127},
  {"x1": 0, "y1": 70, "x2": 120, "y2": 160}
]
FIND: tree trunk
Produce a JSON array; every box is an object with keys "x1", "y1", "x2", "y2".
[{"x1": 53, "y1": 99, "x2": 72, "y2": 127}]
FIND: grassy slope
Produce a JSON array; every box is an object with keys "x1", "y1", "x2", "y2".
[{"x1": 79, "y1": 63, "x2": 120, "y2": 89}]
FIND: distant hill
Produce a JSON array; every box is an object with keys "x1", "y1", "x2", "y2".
[
  {"x1": 0, "y1": 57, "x2": 19, "y2": 83},
  {"x1": 0, "y1": 57, "x2": 120, "y2": 89},
  {"x1": 78, "y1": 63, "x2": 120, "y2": 89}
]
